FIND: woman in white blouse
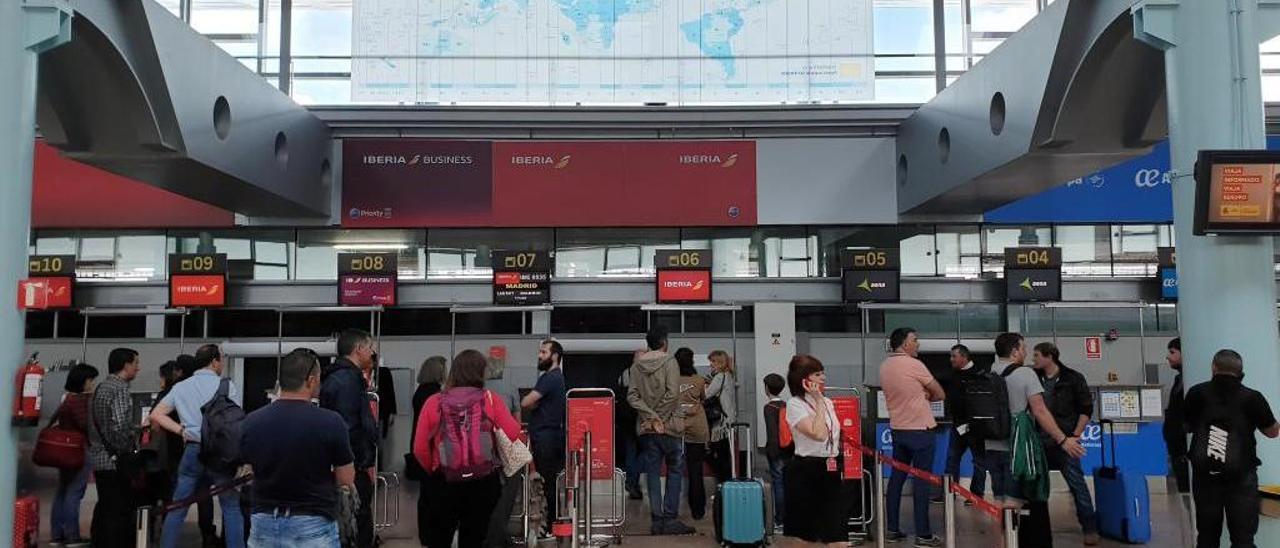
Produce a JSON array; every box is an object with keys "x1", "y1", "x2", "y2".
[{"x1": 783, "y1": 354, "x2": 847, "y2": 547}]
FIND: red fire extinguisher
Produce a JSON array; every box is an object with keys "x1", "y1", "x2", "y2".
[{"x1": 12, "y1": 353, "x2": 44, "y2": 427}]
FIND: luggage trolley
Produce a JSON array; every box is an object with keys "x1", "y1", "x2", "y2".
[{"x1": 557, "y1": 388, "x2": 627, "y2": 546}]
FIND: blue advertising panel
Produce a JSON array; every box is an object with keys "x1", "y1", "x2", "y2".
[
  {"x1": 875, "y1": 421, "x2": 1169, "y2": 478},
  {"x1": 1160, "y1": 267, "x2": 1178, "y2": 300},
  {"x1": 987, "y1": 137, "x2": 1280, "y2": 224}
]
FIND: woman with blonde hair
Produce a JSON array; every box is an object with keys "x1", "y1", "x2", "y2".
[
  {"x1": 705, "y1": 350, "x2": 739, "y2": 483},
  {"x1": 410, "y1": 355, "x2": 447, "y2": 546}
]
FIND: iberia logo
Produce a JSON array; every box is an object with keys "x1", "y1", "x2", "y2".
[
  {"x1": 721, "y1": 154, "x2": 738, "y2": 168},
  {"x1": 554, "y1": 155, "x2": 572, "y2": 169},
  {"x1": 693, "y1": 280, "x2": 705, "y2": 291}
]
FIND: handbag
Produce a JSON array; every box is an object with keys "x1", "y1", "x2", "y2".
[
  {"x1": 90, "y1": 391, "x2": 147, "y2": 485},
  {"x1": 33, "y1": 408, "x2": 86, "y2": 470},
  {"x1": 486, "y1": 392, "x2": 532, "y2": 477}
]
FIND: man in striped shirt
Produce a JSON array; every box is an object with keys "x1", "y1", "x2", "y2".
[{"x1": 88, "y1": 348, "x2": 142, "y2": 548}]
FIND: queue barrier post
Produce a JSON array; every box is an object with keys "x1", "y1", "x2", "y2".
[
  {"x1": 567, "y1": 448, "x2": 582, "y2": 548},
  {"x1": 582, "y1": 430, "x2": 593, "y2": 546},
  {"x1": 942, "y1": 476, "x2": 956, "y2": 548},
  {"x1": 135, "y1": 505, "x2": 152, "y2": 548},
  {"x1": 1003, "y1": 507, "x2": 1019, "y2": 548},
  {"x1": 874, "y1": 453, "x2": 886, "y2": 548}
]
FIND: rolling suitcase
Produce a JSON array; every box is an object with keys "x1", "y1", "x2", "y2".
[
  {"x1": 12, "y1": 494, "x2": 37, "y2": 548},
  {"x1": 713, "y1": 422, "x2": 767, "y2": 546},
  {"x1": 1093, "y1": 420, "x2": 1152, "y2": 543}
]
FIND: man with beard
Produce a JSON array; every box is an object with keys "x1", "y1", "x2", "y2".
[{"x1": 522, "y1": 339, "x2": 567, "y2": 538}]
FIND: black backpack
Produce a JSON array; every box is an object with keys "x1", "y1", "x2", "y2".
[
  {"x1": 957, "y1": 366, "x2": 1013, "y2": 441},
  {"x1": 199, "y1": 378, "x2": 246, "y2": 473},
  {"x1": 1189, "y1": 387, "x2": 1249, "y2": 477}
]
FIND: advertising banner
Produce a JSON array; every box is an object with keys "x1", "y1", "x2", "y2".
[
  {"x1": 343, "y1": 139, "x2": 756, "y2": 227},
  {"x1": 26, "y1": 277, "x2": 72, "y2": 309},
  {"x1": 830, "y1": 396, "x2": 862, "y2": 479},
  {"x1": 567, "y1": 395, "x2": 615, "y2": 480}
]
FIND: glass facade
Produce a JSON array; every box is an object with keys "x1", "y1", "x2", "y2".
[{"x1": 29, "y1": 223, "x2": 1188, "y2": 282}]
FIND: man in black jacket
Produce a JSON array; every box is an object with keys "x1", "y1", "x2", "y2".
[
  {"x1": 321, "y1": 329, "x2": 380, "y2": 548},
  {"x1": 938, "y1": 344, "x2": 988, "y2": 505},
  {"x1": 1031, "y1": 342, "x2": 1099, "y2": 546},
  {"x1": 1163, "y1": 338, "x2": 1188, "y2": 493}
]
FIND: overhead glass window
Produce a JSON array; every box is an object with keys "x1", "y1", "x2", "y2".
[
  {"x1": 874, "y1": 0, "x2": 937, "y2": 103},
  {"x1": 555, "y1": 229, "x2": 680, "y2": 278},
  {"x1": 168, "y1": 229, "x2": 294, "y2": 280},
  {"x1": 934, "y1": 225, "x2": 982, "y2": 278},
  {"x1": 680, "y1": 228, "x2": 756, "y2": 278},
  {"x1": 296, "y1": 229, "x2": 425, "y2": 280},
  {"x1": 290, "y1": 0, "x2": 353, "y2": 104},
  {"x1": 190, "y1": 0, "x2": 279, "y2": 74},
  {"x1": 1111, "y1": 224, "x2": 1171, "y2": 277},
  {"x1": 1055, "y1": 225, "x2": 1112, "y2": 277},
  {"x1": 426, "y1": 229, "x2": 554, "y2": 279},
  {"x1": 815, "y1": 226, "x2": 936, "y2": 277},
  {"x1": 66, "y1": 231, "x2": 167, "y2": 280}
]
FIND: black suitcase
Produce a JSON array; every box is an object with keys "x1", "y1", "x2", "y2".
[{"x1": 1016, "y1": 500, "x2": 1053, "y2": 548}]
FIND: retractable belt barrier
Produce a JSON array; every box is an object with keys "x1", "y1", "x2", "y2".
[
  {"x1": 855, "y1": 444, "x2": 1003, "y2": 521},
  {"x1": 135, "y1": 473, "x2": 254, "y2": 548}
]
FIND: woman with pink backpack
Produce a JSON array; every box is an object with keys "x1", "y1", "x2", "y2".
[{"x1": 412, "y1": 349, "x2": 523, "y2": 548}]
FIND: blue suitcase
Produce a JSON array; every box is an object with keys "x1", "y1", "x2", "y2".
[
  {"x1": 713, "y1": 423, "x2": 767, "y2": 546},
  {"x1": 1093, "y1": 420, "x2": 1152, "y2": 543}
]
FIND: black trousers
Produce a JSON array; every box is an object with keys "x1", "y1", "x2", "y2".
[
  {"x1": 90, "y1": 470, "x2": 139, "y2": 548},
  {"x1": 531, "y1": 434, "x2": 565, "y2": 526},
  {"x1": 1194, "y1": 468, "x2": 1260, "y2": 548},
  {"x1": 423, "y1": 472, "x2": 502, "y2": 548},
  {"x1": 685, "y1": 442, "x2": 707, "y2": 519},
  {"x1": 484, "y1": 470, "x2": 524, "y2": 547},
  {"x1": 417, "y1": 478, "x2": 431, "y2": 545},
  {"x1": 356, "y1": 469, "x2": 375, "y2": 548}
]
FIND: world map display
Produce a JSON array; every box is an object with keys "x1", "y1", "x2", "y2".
[{"x1": 351, "y1": 0, "x2": 874, "y2": 104}]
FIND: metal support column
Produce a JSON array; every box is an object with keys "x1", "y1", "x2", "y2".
[{"x1": 1, "y1": 0, "x2": 72, "y2": 534}]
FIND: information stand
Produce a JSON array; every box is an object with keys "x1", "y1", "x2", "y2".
[{"x1": 561, "y1": 388, "x2": 625, "y2": 546}]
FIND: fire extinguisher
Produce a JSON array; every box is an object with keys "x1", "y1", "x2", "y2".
[{"x1": 12, "y1": 353, "x2": 44, "y2": 427}]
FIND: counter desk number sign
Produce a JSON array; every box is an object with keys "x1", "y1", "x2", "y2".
[
  {"x1": 23, "y1": 255, "x2": 76, "y2": 309},
  {"x1": 339, "y1": 252, "x2": 398, "y2": 306},
  {"x1": 655, "y1": 249, "x2": 713, "y2": 304},
  {"x1": 840, "y1": 248, "x2": 900, "y2": 303},
  {"x1": 492, "y1": 250, "x2": 551, "y2": 306},
  {"x1": 169, "y1": 253, "x2": 228, "y2": 308},
  {"x1": 1004, "y1": 247, "x2": 1062, "y2": 303}
]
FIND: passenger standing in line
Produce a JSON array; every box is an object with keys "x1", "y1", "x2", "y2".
[
  {"x1": 674, "y1": 347, "x2": 710, "y2": 520},
  {"x1": 520, "y1": 339, "x2": 567, "y2": 538},
  {"x1": 1030, "y1": 342, "x2": 1099, "y2": 546},
  {"x1": 616, "y1": 362, "x2": 643, "y2": 500},
  {"x1": 1185, "y1": 349, "x2": 1280, "y2": 548},
  {"x1": 173, "y1": 354, "x2": 220, "y2": 547},
  {"x1": 878, "y1": 327, "x2": 945, "y2": 548},
  {"x1": 940, "y1": 344, "x2": 987, "y2": 507},
  {"x1": 411, "y1": 356, "x2": 447, "y2": 546},
  {"x1": 706, "y1": 349, "x2": 738, "y2": 484},
  {"x1": 49, "y1": 363, "x2": 98, "y2": 546},
  {"x1": 761, "y1": 373, "x2": 792, "y2": 534},
  {"x1": 320, "y1": 329, "x2": 381, "y2": 548},
  {"x1": 985, "y1": 333, "x2": 1084, "y2": 506},
  {"x1": 627, "y1": 326, "x2": 696, "y2": 535},
  {"x1": 1163, "y1": 338, "x2": 1189, "y2": 493},
  {"x1": 782, "y1": 354, "x2": 845, "y2": 547},
  {"x1": 413, "y1": 350, "x2": 523, "y2": 548},
  {"x1": 88, "y1": 348, "x2": 143, "y2": 548},
  {"x1": 150, "y1": 344, "x2": 246, "y2": 548},
  {"x1": 242, "y1": 349, "x2": 355, "y2": 548}
]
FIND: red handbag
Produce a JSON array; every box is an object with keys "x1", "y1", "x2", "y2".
[{"x1": 32, "y1": 420, "x2": 86, "y2": 470}]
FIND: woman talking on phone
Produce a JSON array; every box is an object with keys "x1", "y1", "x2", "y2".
[{"x1": 783, "y1": 354, "x2": 846, "y2": 547}]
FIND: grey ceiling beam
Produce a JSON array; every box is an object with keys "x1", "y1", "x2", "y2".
[
  {"x1": 895, "y1": 0, "x2": 1166, "y2": 215},
  {"x1": 35, "y1": 0, "x2": 332, "y2": 217}
]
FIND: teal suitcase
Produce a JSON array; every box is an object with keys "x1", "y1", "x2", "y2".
[{"x1": 712, "y1": 423, "x2": 767, "y2": 546}]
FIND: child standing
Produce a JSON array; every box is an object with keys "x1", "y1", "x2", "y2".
[{"x1": 762, "y1": 374, "x2": 793, "y2": 533}]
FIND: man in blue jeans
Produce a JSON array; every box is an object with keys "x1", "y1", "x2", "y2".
[
  {"x1": 150, "y1": 344, "x2": 245, "y2": 548},
  {"x1": 1031, "y1": 342, "x2": 1099, "y2": 545},
  {"x1": 627, "y1": 326, "x2": 695, "y2": 535},
  {"x1": 241, "y1": 348, "x2": 355, "y2": 547},
  {"x1": 879, "y1": 328, "x2": 946, "y2": 548}
]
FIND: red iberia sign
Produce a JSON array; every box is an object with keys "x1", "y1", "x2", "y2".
[
  {"x1": 656, "y1": 270, "x2": 712, "y2": 304},
  {"x1": 831, "y1": 396, "x2": 863, "y2": 479},
  {"x1": 567, "y1": 396, "x2": 615, "y2": 480},
  {"x1": 170, "y1": 275, "x2": 226, "y2": 307}
]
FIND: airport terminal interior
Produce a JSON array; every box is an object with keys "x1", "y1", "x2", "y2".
[{"x1": 5, "y1": 0, "x2": 1280, "y2": 547}]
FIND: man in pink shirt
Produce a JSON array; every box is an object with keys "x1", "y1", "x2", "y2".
[{"x1": 879, "y1": 327, "x2": 945, "y2": 547}]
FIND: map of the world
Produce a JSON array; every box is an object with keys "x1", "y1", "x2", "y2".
[{"x1": 351, "y1": 0, "x2": 874, "y2": 104}]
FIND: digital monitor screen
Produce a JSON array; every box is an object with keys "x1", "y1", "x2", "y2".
[
  {"x1": 29, "y1": 276, "x2": 74, "y2": 309},
  {"x1": 340, "y1": 275, "x2": 397, "y2": 306},
  {"x1": 1195, "y1": 150, "x2": 1280, "y2": 234},
  {"x1": 1005, "y1": 268, "x2": 1062, "y2": 302},
  {"x1": 656, "y1": 269, "x2": 712, "y2": 304},
  {"x1": 493, "y1": 271, "x2": 551, "y2": 306},
  {"x1": 841, "y1": 269, "x2": 900, "y2": 303},
  {"x1": 170, "y1": 274, "x2": 227, "y2": 307}
]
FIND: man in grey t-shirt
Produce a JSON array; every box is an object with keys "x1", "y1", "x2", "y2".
[{"x1": 986, "y1": 333, "x2": 1085, "y2": 505}]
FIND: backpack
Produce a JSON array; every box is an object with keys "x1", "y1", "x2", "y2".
[
  {"x1": 958, "y1": 366, "x2": 1013, "y2": 441},
  {"x1": 777, "y1": 405, "x2": 793, "y2": 451},
  {"x1": 1189, "y1": 387, "x2": 1250, "y2": 477},
  {"x1": 198, "y1": 378, "x2": 246, "y2": 473},
  {"x1": 435, "y1": 389, "x2": 498, "y2": 482}
]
